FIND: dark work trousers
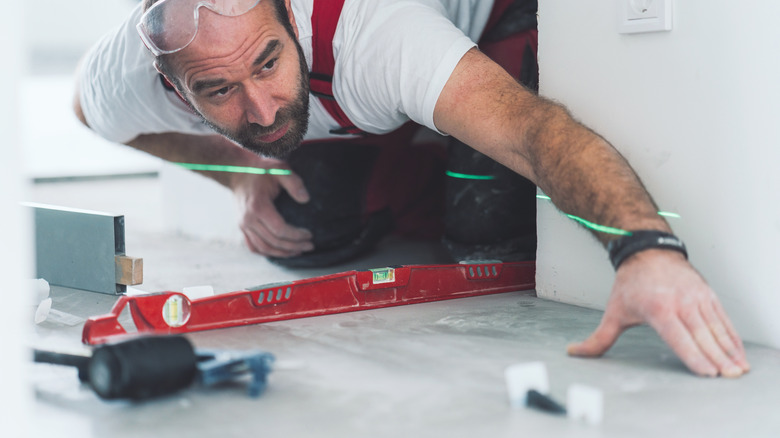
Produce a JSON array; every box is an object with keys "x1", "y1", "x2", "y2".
[{"x1": 271, "y1": 0, "x2": 539, "y2": 267}]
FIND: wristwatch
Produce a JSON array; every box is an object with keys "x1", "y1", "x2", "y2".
[{"x1": 606, "y1": 230, "x2": 688, "y2": 270}]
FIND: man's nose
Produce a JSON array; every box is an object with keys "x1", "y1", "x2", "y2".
[{"x1": 243, "y1": 83, "x2": 279, "y2": 127}]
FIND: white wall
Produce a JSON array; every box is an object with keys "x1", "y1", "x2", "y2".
[
  {"x1": 0, "y1": 2, "x2": 32, "y2": 435},
  {"x1": 21, "y1": 76, "x2": 162, "y2": 179},
  {"x1": 25, "y1": 0, "x2": 137, "y2": 56},
  {"x1": 536, "y1": 1, "x2": 780, "y2": 349},
  {"x1": 22, "y1": 0, "x2": 160, "y2": 180},
  {"x1": 160, "y1": 163, "x2": 243, "y2": 242}
]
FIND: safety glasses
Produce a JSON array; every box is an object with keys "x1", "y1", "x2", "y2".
[{"x1": 137, "y1": 0, "x2": 262, "y2": 57}]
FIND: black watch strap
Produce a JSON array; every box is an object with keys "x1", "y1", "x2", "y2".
[{"x1": 607, "y1": 230, "x2": 688, "y2": 270}]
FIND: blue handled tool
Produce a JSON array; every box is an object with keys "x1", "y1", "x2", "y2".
[{"x1": 34, "y1": 335, "x2": 274, "y2": 400}]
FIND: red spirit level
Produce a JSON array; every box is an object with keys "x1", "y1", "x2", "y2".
[{"x1": 82, "y1": 261, "x2": 535, "y2": 345}]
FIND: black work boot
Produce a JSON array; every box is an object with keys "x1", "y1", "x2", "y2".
[
  {"x1": 268, "y1": 143, "x2": 393, "y2": 268},
  {"x1": 442, "y1": 139, "x2": 537, "y2": 262}
]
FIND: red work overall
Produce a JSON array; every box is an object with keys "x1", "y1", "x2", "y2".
[{"x1": 274, "y1": 0, "x2": 539, "y2": 267}]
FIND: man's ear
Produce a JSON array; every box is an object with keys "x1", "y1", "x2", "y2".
[
  {"x1": 153, "y1": 60, "x2": 188, "y2": 102},
  {"x1": 284, "y1": 0, "x2": 299, "y2": 39}
]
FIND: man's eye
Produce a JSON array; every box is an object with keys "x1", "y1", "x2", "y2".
[
  {"x1": 210, "y1": 86, "x2": 231, "y2": 97},
  {"x1": 263, "y1": 59, "x2": 277, "y2": 71}
]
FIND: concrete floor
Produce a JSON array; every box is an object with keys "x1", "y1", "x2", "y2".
[{"x1": 27, "y1": 177, "x2": 780, "y2": 438}]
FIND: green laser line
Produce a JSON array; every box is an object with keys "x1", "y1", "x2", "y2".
[
  {"x1": 445, "y1": 171, "x2": 496, "y2": 181},
  {"x1": 173, "y1": 162, "x2": 292, "y2": 176},
  {"x1": 536, "y1": 193, "x2": 681, "y2": 235},
  {"x1": 537, "y1": 194, "x2": 680, "y2": 219},
  {"x1": 172, "y1": 166, "x2": 677, "y2": 236},
  {"x1": 566, "y1": 215, "x2": 633, "y2": 236}
]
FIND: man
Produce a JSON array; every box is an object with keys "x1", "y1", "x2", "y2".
[{"x1": 74, "y1": 0, "x2": 750, "y2": 377}]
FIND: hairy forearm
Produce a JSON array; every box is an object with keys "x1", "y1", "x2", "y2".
[
  {"x1": 127, "y1": 132, "x2": 270, "y2": 189},
  {"x1": 523, "y1": 101, "x2": 671, "y2": 243},
  {"x1": 435, "y1": 49, "x2": 670, "y2": 245}
]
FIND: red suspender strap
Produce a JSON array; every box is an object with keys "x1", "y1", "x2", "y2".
[{"x1": 310, "y1": 0, "x2": 365, "y2": 136}]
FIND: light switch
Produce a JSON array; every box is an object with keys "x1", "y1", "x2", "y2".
[
  {"x1": 618, "y1": 0, "x2": 673, "y2": 34},
  {"x1": 626, "y1": 0, "x2": 660, "y2": 20}
]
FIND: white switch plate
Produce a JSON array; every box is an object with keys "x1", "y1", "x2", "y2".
[
  {"x1": 626, "y1": 0, "x2": 660, "y2": 20},
  {"x1": 618, "y1": 0, "x2": 673, "y2": 34}
]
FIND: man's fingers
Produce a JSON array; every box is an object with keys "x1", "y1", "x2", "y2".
[
  {"x1": 242, "y1": 229, "x2": 294, "y2": 258},
  {"x1": 246, "y1": 195, "x2": 312, "y2": 242},
  {"x1": 256, "y1": 207, "x2": 313, "y2": 243},
  {"x1": 241, "y1": 229, "x2": 260, "y2": 254},
  {"x1": 680, "y1": 306, "x2": 745, "y2": 378},
  {"x1": 276, "y1": 172, "x2": 310, "y2": 204},
  {"x1": 241, "y1": 228, "x2": 305, "y2": 258},
  {"x1": 656, "y1": 317, "x2": 720, "y2": 377},
  {"x1": 233, "y1": 168, "x2": 313, "y2": 258},
  {"x1": 567, "y1": 316, "x2": 622, "y2": 358},
  {"x1": 240, "y1": 202, "x2": 314, "y2": 257},
  {"x1": 711, "y1": 300, "x2": 750, "y2": 370},
  {"x1": 700, "y1": 301, "x2": 751, "y2": 373},
  {"x1": 246, "y1": 217, "x2": 314, "y2": 253}
]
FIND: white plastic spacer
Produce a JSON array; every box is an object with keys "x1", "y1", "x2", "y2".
[
  {"x1": 504, "y1": 362, "x2": 550, "y2": 408},
  {"x1": 566, "y1": 383, "x2": 604, "y2": 425},
  {"x1": 182, "y1": 285, "x2": 215, "y2": 300},
  {"x1": 29, "y1": 278, "x2": 50, "y2": 303}
]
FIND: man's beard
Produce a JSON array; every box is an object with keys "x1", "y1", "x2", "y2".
[{"x1": 197, "y1": 41, "x2": 311, "y2": 160}]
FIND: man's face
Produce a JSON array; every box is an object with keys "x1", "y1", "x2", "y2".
[{"x1": 168, "y1": 0, "x2": 309, "y2": 159}]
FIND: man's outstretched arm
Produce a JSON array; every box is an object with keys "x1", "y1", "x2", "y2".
[{"x1": 434, "y1": 47, "x2": 750, "y2": 377}]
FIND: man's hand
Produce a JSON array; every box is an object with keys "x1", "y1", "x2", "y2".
[
  {"x1": 230, "y1": 159, "x2": 314, "y2": 258},
  {"x1": 567, "y1": 250, "x2": 751, "y2": 377},
  {"x1": 124, "y1": 132, "x2": 314, "y2": 259}
]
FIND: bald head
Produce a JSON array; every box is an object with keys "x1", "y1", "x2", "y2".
[{"x1": 144, "y1": 0, "x2": 295, "y2": 90}]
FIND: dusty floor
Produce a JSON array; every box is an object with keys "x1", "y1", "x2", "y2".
[{"x1": 25, "y1": 177, "x2": 780, "y2": 438}]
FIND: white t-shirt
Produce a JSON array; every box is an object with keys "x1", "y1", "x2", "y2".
[{"x1": 78, "y1": 0, "x2": 495, "y2": 144}]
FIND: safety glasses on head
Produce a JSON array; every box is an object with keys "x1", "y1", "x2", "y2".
[{"x1": 137, "y1": 0, "x2": 262, "y2": 57}]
